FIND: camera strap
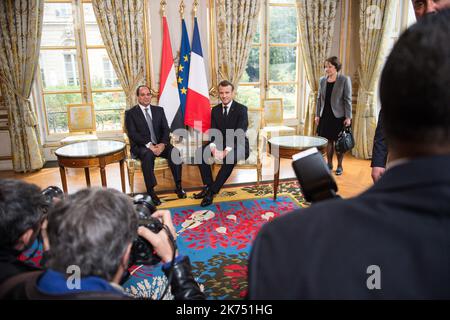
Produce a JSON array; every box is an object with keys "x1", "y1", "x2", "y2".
[{"x1": 158, "y1": 225, "x2": 177, "y2": 300}]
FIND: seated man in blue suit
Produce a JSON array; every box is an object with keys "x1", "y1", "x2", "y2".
[
  {"x1": 249, "y1": 10, "x2": 450, "y2": 299},
  {"x1": 125, "y1": 85, "x2": 186, "y2": 205}
]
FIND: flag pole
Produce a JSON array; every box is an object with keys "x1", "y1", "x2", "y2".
[
  {"x1": 180, "y1": 0, "x2": 185, "y2": 19},
  {"x1": 193, "y1": 0, "x2": 200, "y2": 146},
  {"x1": 193, "y1": 0, "x2": 199, "y2": 18},
  {"x1": 160, "y1": 0, "x2": 167, "y2": 17}
]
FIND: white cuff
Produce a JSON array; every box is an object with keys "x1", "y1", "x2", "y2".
[
  {"x1": 210, "y1": 143, "x2": 216, "y2": 149},
  {"x1": 225, "y1": 147, "x2": 232, "y2": 152},
  {"x1": 146, "y1": 142, "x2": 152, "y2": 148}
]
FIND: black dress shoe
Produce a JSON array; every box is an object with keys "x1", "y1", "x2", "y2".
[
  {"x1": 200, "y1": 192, "x2": 214, "y2": 207},
  {"x1": 175, "y1": 185, "x2": 187, "y2": 199},
  {"x1": 335, "y1": 167, "x2": 343, "y2": 176},
  {"x1": 193, "y1": 186, "x2": 209, "y2": 199},
  {"x1": 148, "y1": 190, "x2": 161, "y2": 206}
]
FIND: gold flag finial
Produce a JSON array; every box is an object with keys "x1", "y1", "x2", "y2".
[
  {"x1": 193, "y1": 0, "x2": 199, "y2": 18},
  {"x1": 160, "y1": 0, "x2": 167, "y2": 17},
  {"x1": 180, "y1": 0, "x2": 185, "y2": 18}
]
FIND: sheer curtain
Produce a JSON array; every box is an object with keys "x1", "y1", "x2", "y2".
[{"x1": 353, "y1": 0, "x2": 395, "y2": 159}]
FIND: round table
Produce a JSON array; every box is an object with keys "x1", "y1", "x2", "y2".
[
  {"x1": 268, "y1": 135, "x2": 328, "y2": 200},
  {"x1": 55, "y1": 140, "x2": 126, "y2": 193}
]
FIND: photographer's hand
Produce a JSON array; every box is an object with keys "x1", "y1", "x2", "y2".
[
  {"x1": 138, "y1": 210, "x2": 177, "y2": 264},
  {"x1": 151, "y1": 210, "x2": 177, "y2": 240},
  {"x1": 41, "y1": 219, "x2": 50, "y2": 252}
]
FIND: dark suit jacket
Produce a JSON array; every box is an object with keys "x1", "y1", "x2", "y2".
[
  {"x1": 371, "y1": 110, "x2": 388, "y2": 168},
  {"x1": 125, "y1": 105, "x2": 170, "y2": 156},
  {"x1": 209, "y1": 101, "x2": 249, "y2": 159},
  {"x1": 248, "y1": 154, "x2": 450, "y2": 299}
]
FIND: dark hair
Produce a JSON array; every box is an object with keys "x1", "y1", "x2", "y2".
[
  {"x1": 325, "y1": 56, "x2": 342, "y2": 72},
  {"x1": 218, "y1": 80, "x2": 234, "y2": 91},
  {"x1": 136, "y1": 85, "x2": 151, "y2": 97},
  {"x1": 0, "y1": 179, "x2": 46, "y2": 249},
  {"x1": 47, "y1": 188, "x2": 138, "y2": 281},
  {"x1": 380, "y1": 10, "x2": 450, "y2": 149}
]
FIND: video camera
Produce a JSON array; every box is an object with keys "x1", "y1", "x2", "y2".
[
  {"x1": 292, "y1": 147, "x2": 339, "y2": 203},
  {"x1": 130, "y1": 195, "x2": 165, "y2": 266}
]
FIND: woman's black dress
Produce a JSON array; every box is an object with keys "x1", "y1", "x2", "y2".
[{"x1": 317, "y1": 81, "x2": 344, "y2": 141}]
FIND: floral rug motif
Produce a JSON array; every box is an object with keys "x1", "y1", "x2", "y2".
[{"x1": 123, "y1": 179, "x2": 306, "y2": 300}]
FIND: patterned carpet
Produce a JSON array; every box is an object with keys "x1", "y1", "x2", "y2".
[{"x1": 123, "y1": 179, "x2": 306, "y2": 299}]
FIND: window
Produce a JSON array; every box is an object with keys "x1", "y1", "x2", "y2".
[
  {"x1": 238, "y1": 0, "x2": 301, "y2": 120},
  {"x1": 64, "y1": 53, "x2": 79, "y2": 86},
  {"x1": 38, "y1": 0, "x2": 125, "y2": 135}
]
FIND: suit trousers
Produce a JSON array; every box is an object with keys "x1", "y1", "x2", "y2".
[
  {"x1": 195, "y1": 144, "x2": 246, "y2": 194},
  {"x1": 136, "y1": 144, "x2": 182, "y2": 192}
]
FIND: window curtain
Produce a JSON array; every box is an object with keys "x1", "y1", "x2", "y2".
[
  {"x1": 0, "y1": 0, "x2": 45, "y2": 172},
  {"x1": 353, "y1": 0, "x2": 395, "y2": 159},
  {"x1": 296, "y1": 0, "x2": 338, "y2": 136},
  {"x1": 216, "y1": 0, "x2": 261, "y2": 88},
  {"x1": 92, "y1": 0, "x2": 145, "y2": 108}
]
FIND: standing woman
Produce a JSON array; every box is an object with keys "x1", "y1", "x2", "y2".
[{"x1": 315, "y1": 56, "x2": 352, "y2": 175}]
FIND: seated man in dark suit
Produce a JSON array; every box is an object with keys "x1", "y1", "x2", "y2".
[
  {"x1": 125, "y1": 85, "x2": 186, "y2": 205},
  {"x1": 248, "y1": 10, "x2": 450, "y2": 299},
  {"x1": 194, "y1": 80, "x2": 249, "y2": 207}
]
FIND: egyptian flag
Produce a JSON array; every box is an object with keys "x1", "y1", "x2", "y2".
[{"x1": 159, "y1": 16, "x2": 183, "y2": 131}]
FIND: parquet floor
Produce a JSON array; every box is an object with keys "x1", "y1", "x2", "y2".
[{"x1": 0, "y1": 153, "x2": 373, "y2": 199}]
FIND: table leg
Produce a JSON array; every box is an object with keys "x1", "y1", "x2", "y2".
[
  {"x1": 100, "y1": 165, "x2": 107, "y2": 187},
  {"x1": 273, "y1": 155, "x2": 280, "y2": 201},
  {"x1": 84, "y1": 168, "x2": 91, "y2": 187},
  {"x1": 119, "y1": 159, "x2": 126, "y2": 193},
  {"x1": 59, "y1": 165, "x2": 68, "y2": 193}
]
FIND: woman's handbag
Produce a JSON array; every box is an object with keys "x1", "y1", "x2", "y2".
[{"x1": 335, "y1": 126, "x2": 355, "y2": 153}]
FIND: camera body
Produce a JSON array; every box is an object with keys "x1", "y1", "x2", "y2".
[
  {"x1": 292, "y1": 147, "x2": 339, "y2": 203},
  {"x1": 41, "y1": 186, "x2": 64, "y2": 215},
  {"x1": 130, "y1": 195, "x2": 164, "y2": 266}
]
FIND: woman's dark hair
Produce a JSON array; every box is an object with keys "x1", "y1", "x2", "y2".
[
  {"x1": 380, "y1": 9, "x2": 450, "y2": 148},
  {"x1": 325, "y1": 56, "x2": 342, "y2": 72}
]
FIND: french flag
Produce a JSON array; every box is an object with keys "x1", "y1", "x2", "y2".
[
  {"x1": 184, "y1": 17, "x2": 211, "y2": 133},
  {"x1": 159, "y1": 16, "x2": 182, "y2": 131}
]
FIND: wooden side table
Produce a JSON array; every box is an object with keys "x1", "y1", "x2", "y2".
[
  {"x1": 268, "y1": 136, "x2": 328, "y2": 200},
  {"x1": 55, "y1": 140, "x2": 126, "y2": 193}
]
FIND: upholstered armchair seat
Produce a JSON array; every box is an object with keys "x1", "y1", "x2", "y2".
[
  {"x1": 261, "y1": 125, "x2": 296, "y2": 139},
  {"x1": 60, "y1": 134, "x2": 98, "y2": 146}
]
